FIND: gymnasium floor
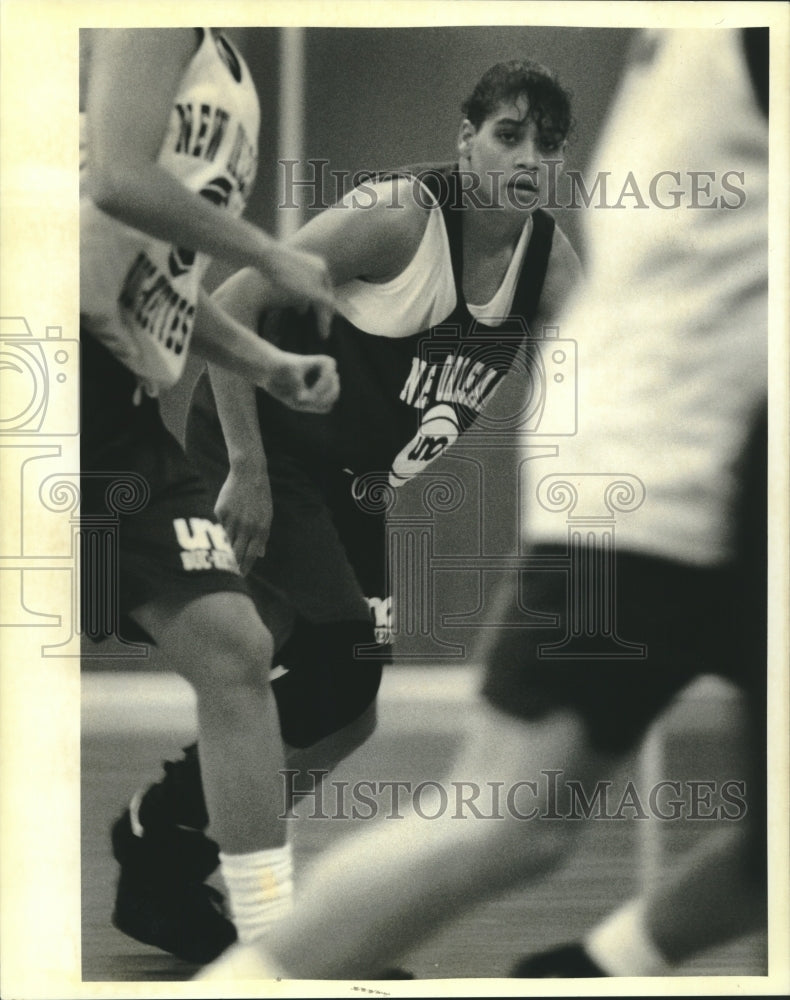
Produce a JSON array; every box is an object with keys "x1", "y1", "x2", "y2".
[{"x1": 81, "y1": 666, "x2": 767, "y2": 985}]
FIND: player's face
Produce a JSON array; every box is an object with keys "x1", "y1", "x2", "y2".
[{"x1": 458, "y1": 95, "x2": 565, "y2": 212}]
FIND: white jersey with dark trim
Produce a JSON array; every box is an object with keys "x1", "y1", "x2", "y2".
[
  {"x1": 334, "y1": 177, "x2": 532, "y2": 338},
  {"x1": 80, "y1": 29, "x2": 260, "y2": 395},
  {"x1": 524, "y1": 29, "x2": 768, "y2": 565}
]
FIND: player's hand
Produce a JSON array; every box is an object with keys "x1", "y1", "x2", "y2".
[
  {"x1": 215, "y1": 465, "x2": 273, "y2": 575},
  {"x1": 260, "y1": 351, "x2": 340, "y2": 413},
  {"x1": 263, "y1": 245, "x2": 335, "y2": 339}
]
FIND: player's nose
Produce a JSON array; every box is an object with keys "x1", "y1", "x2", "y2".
[{"x1": 513, "y1": 135, "x2": 541, "y2": 170}]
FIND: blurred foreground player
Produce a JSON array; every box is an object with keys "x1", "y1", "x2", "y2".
[
  {"x1": 198, "y1": 27, "x2": 770, "y2": 980},
  {"x1": 513, "y1": 25, "x2": 770, "y2": 978},
  {"x1": 81, "y1": 27, "x2": 339, "y2": 961},
  {"x1": 108, "y1": 57, "x2": 583, "y2": 962}
]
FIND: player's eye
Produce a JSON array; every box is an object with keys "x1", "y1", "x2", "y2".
[{"x1": 497, "y1": 130, "x2": 517, "y2": 144}]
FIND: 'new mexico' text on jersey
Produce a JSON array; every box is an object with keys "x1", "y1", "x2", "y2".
[
  {"x1": 80, "y1": 29, "x2": 259, "y2": 395},
  {"x1": 256, "y1": 165, "x2": 556, "y2": 492}
]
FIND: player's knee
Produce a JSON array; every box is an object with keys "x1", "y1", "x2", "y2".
[
  {"x1": 285, "y1": 700, "x2": 379, "y2": 780},
  {"x1": 173, "y1": 594, "x2": 275, "y2": 694},
  {"x1": 451, "y1": 707, "x2": 591, "y2": 875},
  {"x1": 275, "y1": 656, "x2": 382, "y2": 749}
]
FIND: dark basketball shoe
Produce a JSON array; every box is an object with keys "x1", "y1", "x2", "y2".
[
  {"x1": 510, "y1": 943, "x2": 605, "y2": 978},
  {"x1": 110, "y1": 809, "x2": 237, "y2": 964}
]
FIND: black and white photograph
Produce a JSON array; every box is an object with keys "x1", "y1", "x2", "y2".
[{"x1": 1, "y1": 2, "x2": 788, "y2": 997}]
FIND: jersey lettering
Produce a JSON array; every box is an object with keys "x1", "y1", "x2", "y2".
[
  {"x1": 399, "y1": 351, "x2": 501, "y2": 412},
  {"x1": 174, "y1": 102, "x2": 230, "y2": 162}
]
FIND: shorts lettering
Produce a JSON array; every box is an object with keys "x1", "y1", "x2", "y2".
[{"x1": 173, "y1": 517, "x2": 240, "y2": 574}]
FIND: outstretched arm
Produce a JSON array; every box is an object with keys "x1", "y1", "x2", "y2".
[
  {"x1": 204, "y1": 176, "x2": 432, "y2": 566},
  {"x1": 193, "y1": 290, "x2": 338, "y2": 409},
  {"x1": 202, "y1": 174, "x2": 433, "y2": 317},
  {"x1": 84, "y1": 28, "x2": 334, "y2": 318},
  {"x1": 194, "y1": 288, "x2": 339, "y2": 570}
]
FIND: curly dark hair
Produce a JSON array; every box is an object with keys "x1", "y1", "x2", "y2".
[{"x1": 461, "y1": 59, "x2": 574, "y2": 151}]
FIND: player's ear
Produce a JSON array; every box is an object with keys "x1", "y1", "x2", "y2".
[{"x1": 457, "y1": 119, "x2": 476, "y2": 160}]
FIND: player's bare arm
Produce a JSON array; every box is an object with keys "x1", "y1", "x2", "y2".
[
  {"x1": 85, "y1": 28, "x2": 334, "y2": 321},
  {"x1": 208, "y1": 176, "x2": 432, "y2": 318},
  {"x1": 193, "y1": 290, "x2": 339, "y2": 411},
  {"x1": 205, "y1": 177, "x2": 432, "y2": 563},
  {"x1": 291, "y1": 176, "x2": 433, "y2": 285}
]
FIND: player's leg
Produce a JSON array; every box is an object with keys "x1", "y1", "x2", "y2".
[
  {"x1": 512, "y1": 824, "x2": 765, "y2": 978},
  {"x1": 514, "y1": 409, "x2": 770, "y2": 978},
  {"x1": 202, "y1": 698, "x2": 601, "y2": 981},
  {"x1": 130, "y1": 592, "x2": 283, "y2": 854},
  {"x1": 518, "y1": 683, "x2": 766, "y2": 978},
  {"x1": 110, "y1": 614, "x2": 383, "y2": 962},
  {"x1": 273, "y1": 619, "x2": 384, "y2": 796},
  {"x1": 129, "y1": 591, "x2": 294, "y2": 951},
  {"x1": 82, "y1": 333, "x2": 294, "y2": 956},
  {"x1": 641, "y1": 825, "x2": 764, "y2": 964},
  {"x1": 199, "y1": 545, "x2": 735, "y2": 981},
  {"x1": 122, "y1": 624, "x2": 382, "y2": 841}
]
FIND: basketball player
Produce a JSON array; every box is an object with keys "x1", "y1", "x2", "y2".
[
  {"x1": 198, "y1": 27, "x2": 771, "y2": 980},
  {"x1": 81, "y1": 26, "x2": 340, "y2": 959},
  {"x1": 108, "y1": 58, "x2": 583, "y2": 963}
]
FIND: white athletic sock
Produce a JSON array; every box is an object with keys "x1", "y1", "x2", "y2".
[
  {"x1": 219, "y1": 844, "x2": 294, "y2": 945},
  {"x1": 584, "y1": 899, "x2": 672, "y2": 977}
]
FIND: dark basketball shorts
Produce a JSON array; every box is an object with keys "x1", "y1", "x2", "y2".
[
  {"x1": 483, "y1": 405, "x2": 767, "y2": 756},
  {"x1": 186, "y1": 370, "x2": 389, "y2": 743},
  {"x1": 481, "y1": 410, "x2": 767, "y2": 874},
  {"x1": 80, "y1": 330, "x2": 250, "y2": 643},
  {"x1": 480, "y1": 549, "x2": 762, "y2": 755}
]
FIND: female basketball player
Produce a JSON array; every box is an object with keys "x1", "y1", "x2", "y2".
[
  {"x1": 199, "y1": 28, "x2": 770, "y2": 980},
  {"x1": 81, "y1": 27, "x2": 339, "y2": 960},
  {"x1": 110, "y1": 57, "x2": 583, "y2": 964}
]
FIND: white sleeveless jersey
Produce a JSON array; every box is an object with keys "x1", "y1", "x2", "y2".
[
  {"x1": 525, "y1": 30, "x2": 767, "y2": 564},
  {"x1": 80, "y1": 29, "x2": 260, "y2": 394},
  {"x1": 334, "y1": 178, "x2": 532, "y2": 337}
]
